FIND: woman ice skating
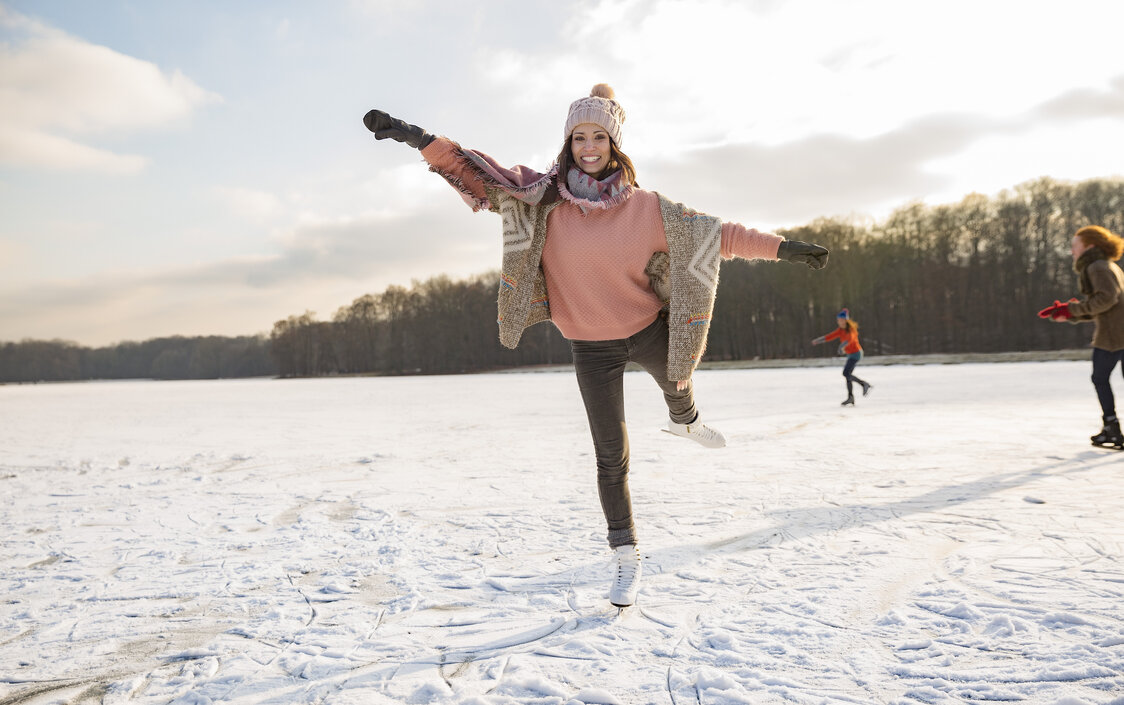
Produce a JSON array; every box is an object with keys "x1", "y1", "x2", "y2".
[
  {"x1": 1038, "y1": 225, "x2": 1124, "y2": 451},
  {"x1": 364, "y1": 84, "x2": 828, "y2": 607},
  {"x1": 812, "y1": 308, "x2": 871, "y2": 406}
]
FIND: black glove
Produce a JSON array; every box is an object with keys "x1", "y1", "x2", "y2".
[
  {"x1": 363, "y1": 109, "x2": 435, "y2": 150},
  {"x1": 777, "y1": 239, "x2": 829, "y2": 269}
]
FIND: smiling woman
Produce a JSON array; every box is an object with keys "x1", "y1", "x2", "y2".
[{"x1": 363, "y1": 83, "x2": 829, "y2": 609}]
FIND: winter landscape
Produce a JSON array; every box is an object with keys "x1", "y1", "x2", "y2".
[{"x1": 2, "y1": 359, "x2": 1122, "y2": 705}]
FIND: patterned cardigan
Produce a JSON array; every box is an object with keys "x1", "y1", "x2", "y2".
[{"x1": 426, "y1": 140, "x2": 726, "y2": 382}]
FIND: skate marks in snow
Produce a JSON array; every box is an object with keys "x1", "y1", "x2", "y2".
[
  {"x1": 661, "y1": 452, "x2": 1109, "y2": 562},
  {"x1": 3, "y1": 368, "x2": 1124, "y2": 704},
  {"x1": 0, "y1": 460, "x2": 647, "y2": 702},
  {"x1": 0, "y1": 455, "x2": 394, "y2": 703},
  {"x1": 332, "y1": 601, "x2": 630, "y2": 701},
  {"x1": 625, "y1": 449, "x2": 1124, "y2": 703}
]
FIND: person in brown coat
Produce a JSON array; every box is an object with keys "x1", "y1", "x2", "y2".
[{"x1": 1038, "y1": 225, "x2": 1124, "y2": 450}]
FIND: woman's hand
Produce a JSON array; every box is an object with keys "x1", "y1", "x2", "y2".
[
  {"x1": 676, "y1": 379, "x2": 688, "y2": 391},
  {"x1": 777, "y1": 240, "x2": 829, "y2": 269},
  {"x1": 1037, "y1": 297, "x2": 1080, "y2": 321},
  {"x1": 363, "y1": 109, "x2": 435, "y2": 150}
]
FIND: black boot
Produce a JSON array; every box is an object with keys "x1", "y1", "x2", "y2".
[
  {"x1": 841, "y1": 394, "x2": 855, "y2": 406},
  {"x1": 1091, "y1": 418, "x2": 1123, "y2": 449}
]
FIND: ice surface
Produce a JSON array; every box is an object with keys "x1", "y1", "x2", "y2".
[{"x1": 1, "y1": 361, "x2": 1122, "y2": 704}]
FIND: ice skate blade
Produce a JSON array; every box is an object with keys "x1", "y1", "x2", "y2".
[
  {"x1": 660, "y1": 428, "x2": 726, "y2": 448},
  {"x1": 1091, "y1": 442, "x2": 1124, "y2": 451}
]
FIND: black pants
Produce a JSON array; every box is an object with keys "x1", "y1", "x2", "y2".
[
  {"x1": 570, "y1": 315, "x2": 698, "y2": 548},
  {"x1": 1092, "y1": 347, "x2": 1124, "y2": 421},
  {"x1": 842, "y1": 351, "x2": 867, "y2": 396}
]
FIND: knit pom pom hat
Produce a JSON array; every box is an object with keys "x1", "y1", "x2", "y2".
[
  {"x1": 837, "y1": 308, "x2": 850, "y2": 319},
  {"x1": 564, "y1": 83, "x2": 626, "y2": 147}
]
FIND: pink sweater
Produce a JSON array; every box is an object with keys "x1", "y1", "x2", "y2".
[{"x1": 421, "y1": 140, "x2": 783, "y2": 341}]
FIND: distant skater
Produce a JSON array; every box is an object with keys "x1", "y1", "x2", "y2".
[
  {"x1": 812, "y1": 309, "x2": 871, "y2": 406},
  {"x1": 364, "y1": 85, "x2": 829, "y2": 607},
  {"x1": 1038, "y1": 225, "x2": 1124, "y2": 450}
]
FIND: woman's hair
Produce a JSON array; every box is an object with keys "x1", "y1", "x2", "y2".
[
  {"x1": 843, "y1": 319, "x2": 859, "y2": 333},
  {"x1": 555, "y1": 136, "x2": 638, "y2": 187},
  {"x1": 1075, "y1": 225, "x2": 1124, "y2": 260}
]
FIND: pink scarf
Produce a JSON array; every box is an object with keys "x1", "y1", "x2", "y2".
[
  {"x1": 456, "y1": 147, "x2": 634, "y2": 212},
  {"x1": 559, "y1": 167, "x2": 635, "y2": 213}
]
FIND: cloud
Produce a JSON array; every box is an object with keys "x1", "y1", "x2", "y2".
[
  {"x1": 215, "y1": 187, "x2": 286, "y2": 224},
  {"x1": 643, "y1": 72, "x2": 1124, "y2": 227},
  {"x1": 645, "y1": 114, "x2": 995, "y2": 226},
  {"x1": 1034, "y1": 76, "x2": 1124, "y2": 123},
  {"x1": 0, "y1": 125, "x2": 148, "y2": 173},
  {"x1": 467, "y1": 0, "x2": 1124, "y2": 150},
  {"x1": 240, "y1": 205, "x2": 499, "y2": 288},
  {"x1": 0, "y1": 201, "x2": 501, "y2": 345},
  {"x1": 0, "y1": 7, "x2": 219, "y2": 172}
]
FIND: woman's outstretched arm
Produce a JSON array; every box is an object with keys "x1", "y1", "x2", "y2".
[
  {"x1": 363, "y1": 108, "x2": 492, "y2": 209},
  {"x1": 720, "y1": 223, "x2": 829, "y2": 270}
]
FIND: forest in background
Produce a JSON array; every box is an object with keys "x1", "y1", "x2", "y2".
[
  {"x1": 0, "y1": 336, "x2": 276, "y2": 383},
  {"x1": 2, "y1": 176, "x2": 1121, "y2": 383}
]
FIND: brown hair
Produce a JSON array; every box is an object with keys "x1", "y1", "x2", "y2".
[
  {"x1": 555, "y1": 136, "x2": 638, "y2": 187},
  {"x1": 1075, "y1": 225, "x2": 1124, "y2": 261},
  {"x1": 842, "y1": 319, "x2": 859, "y2": 333}
]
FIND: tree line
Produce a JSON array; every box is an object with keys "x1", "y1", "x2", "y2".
[
  {"x1": 269, "y1": 274, "x2": 571, "y2": 377},
  {"x1": 3, "y1": 176, "x2": 1119, "y2": 383},
  {"x1": 270, "y1": 176, "x2": 1118, "y2": 376},
  {"x1": 0, "y1": 336, "x2": 276, "y2": 383},
  {"x1": 707, "y1": 177, "x2": 1121, "y2": 361}
]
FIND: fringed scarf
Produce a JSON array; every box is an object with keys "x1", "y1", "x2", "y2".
[
  {"x1": 559, "y1": 167, "x2": 634, "y2": 213},
  {"x1": 447, "y1": 143, "x2": 634, "y2": 214}
]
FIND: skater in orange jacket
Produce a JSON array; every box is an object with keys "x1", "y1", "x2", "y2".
[{"x1": 812, "y1": 309, "x2": 871, "y2": 406}]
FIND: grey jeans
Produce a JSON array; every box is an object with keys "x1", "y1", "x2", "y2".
[{"x1": 570, "y1": 314, "x2": 699, "y2": 548}]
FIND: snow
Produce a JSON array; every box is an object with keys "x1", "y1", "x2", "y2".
[{"x1": 1, "y1": 360, "x2": 1123, "y2": 704}]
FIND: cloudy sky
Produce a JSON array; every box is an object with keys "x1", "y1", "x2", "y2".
[{"x1": 2, "y1": 0, "x2": 1123, "y2": 346}]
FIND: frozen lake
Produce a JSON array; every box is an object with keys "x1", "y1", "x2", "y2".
[{"x1": 1, "y1": 361, "x2": 1122, "y2": 704}]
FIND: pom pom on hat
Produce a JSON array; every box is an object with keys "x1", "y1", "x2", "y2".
[
  {"x1": 564, "y1": 83, "x2": 626, "y2": 147},
  {"x1": 590, "y1": 83, "x2": 615, "y2": 99},
  {"x1": 837, "y1": 308, "x2": 850, "y2": 319}
]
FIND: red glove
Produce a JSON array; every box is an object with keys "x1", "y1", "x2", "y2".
[{"x1": 1037, "y1": 298, "x2": 1078, "y2": 321}]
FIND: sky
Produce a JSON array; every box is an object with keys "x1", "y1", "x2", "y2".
[{"x1": 2, "y1": 0, "x2": 1123, "y2": 346}]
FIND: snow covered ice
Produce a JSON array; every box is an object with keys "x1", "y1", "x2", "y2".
[{"x1": 1, "y1": 360, "x2": 1122, "y2": 704}]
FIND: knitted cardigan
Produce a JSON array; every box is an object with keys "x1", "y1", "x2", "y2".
[{"x1": 424, "y1": 139, "x2": 726, "y2": 382}]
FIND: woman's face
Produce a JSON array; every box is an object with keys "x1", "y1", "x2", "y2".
[
  {"x1": 837, "y1": 317, "x2": 847, "y2": 329},
  {"x1": 570, "y1": 123, "x2": 611, "y2": 176},
  {"x1": 1071, "y1": 234, "x2": 1093, "y2": 262}
]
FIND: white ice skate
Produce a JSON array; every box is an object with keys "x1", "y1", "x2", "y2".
[
  {"x1": 665, "y1": 415, "x2": 727, "y2": 448},
  {"x1": 609, "y1": 544, "x2": 642, "y2": 607}
]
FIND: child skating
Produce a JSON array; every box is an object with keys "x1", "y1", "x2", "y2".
[{"x1": 812, "y1": 309, "x2": 871, "y2": 406}]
